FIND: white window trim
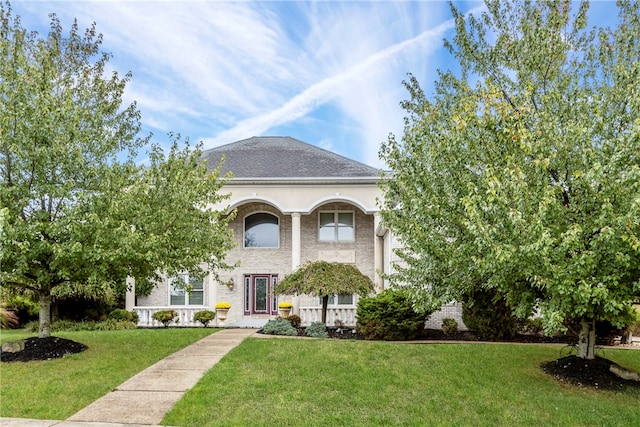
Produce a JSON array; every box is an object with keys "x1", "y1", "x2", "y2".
[
  {"x1": 318, "y1": 210, "x2": 355, "y2": 242},
  {"x1": 168, "y1": 274, "x2": 206, "y2": 306},
  {"x1": 243, "y1": 211, "x2": 280, "y2": 249}
]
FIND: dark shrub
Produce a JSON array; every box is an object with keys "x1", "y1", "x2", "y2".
[
  {"x1": 285, "y1": 314, "x2": 301, "y2": 328},
  {"x1": 108, "y1": 309, "x2": 139, "y2": 324},
  {"x1": 356, "y1": 289, "x2": 428, "y2": 340},
  {"x1": 462, "y1": 289, "x2": 522, "y2": 341},
  {"x1": 441, "y1": 318, "x2": 458, "y2": 335}
]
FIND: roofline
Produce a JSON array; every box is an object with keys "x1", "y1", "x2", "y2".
[{"x1": 225, "y1": 176, "x2": 383, "y2": 185}]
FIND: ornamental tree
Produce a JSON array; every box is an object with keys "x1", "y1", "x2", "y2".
[
  {"x1": 274, "y1": 261, "x2": 374, "y2": 324},
  {"x1": 379, "y1": 0, "x2": 640, "y2": 359},
  {"x1": 0, "y1": 3, "x2": 235, "y2": 338}
]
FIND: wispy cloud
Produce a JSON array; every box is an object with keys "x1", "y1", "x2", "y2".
[{"x1": 12, "y1": 1, "x2": 485, "y2": 167}]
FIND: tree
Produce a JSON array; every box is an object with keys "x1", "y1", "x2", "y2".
[
  {"x1": 379, "y1": 0, "x2": 640, "y2": 359},
  {"x1": 274, "y1": 261, "x2": 374, "y2": 324},
  {"x1": 0, "y1": 3, "x2": 235, "y2": 338}
]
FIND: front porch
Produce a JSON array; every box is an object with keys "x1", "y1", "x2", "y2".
[{"x1": 133, "y1": 305, "x2": 357, "y2": 328}]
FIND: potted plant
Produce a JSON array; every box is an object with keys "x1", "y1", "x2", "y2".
[
  {"x1": 278, "y1": 301, "x2": 293, "y2": 317},
  {"x1": 215, "y1": 302, "x2": 231, "y2": 326}
]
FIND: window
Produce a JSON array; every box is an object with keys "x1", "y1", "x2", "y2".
[
  {"x1": 319, "y1": 211, "x2": 354, "y2": 241},
  {"x1": 244, "y1": 213, "x2": 279, "y2": 248},
  {"x1": 169, "y1": 274, "x2": 204, "y2": 306},
  {"x1": 320, "y1": 293, "x2": 354, "y2": 306}
]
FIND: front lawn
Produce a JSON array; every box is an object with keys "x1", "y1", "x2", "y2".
[
  {"x1": 0, "y1": 328, "x2": 216, "y2": 419},
  {"x1": 164, "y1": 338, "x2": 640, "y2": 427}
]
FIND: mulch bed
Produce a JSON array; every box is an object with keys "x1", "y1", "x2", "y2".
[
  {"x1": 541, "y1": 355, "x2": 640, "y2": 391},
  {"x1": 0, "y1": 336, "x2": 87, "y2": 363}
]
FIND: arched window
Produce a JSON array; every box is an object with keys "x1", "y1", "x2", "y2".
[{"x1": 244, "y1": 213, "x2": 279, "y2": 248}]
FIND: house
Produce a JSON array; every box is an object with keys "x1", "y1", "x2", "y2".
[{"x1": 127, "y1": 136, "x2": 464, "y2": 329}]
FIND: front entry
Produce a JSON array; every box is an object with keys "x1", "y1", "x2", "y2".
[{"x1": 244, "y1": 274, "x2": 278, "y2": 315}]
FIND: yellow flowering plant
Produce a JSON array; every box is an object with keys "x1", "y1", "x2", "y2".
[
  {"x1": 278, "y1": 301, "x2": 293, "y2": 309},
  {"x1": 215, "y1": 302, "x2": 231, "y2": 309}
]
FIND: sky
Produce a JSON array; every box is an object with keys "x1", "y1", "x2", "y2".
[{"x1": 8, "y1": 1, "x2": 619, "y2": 168}]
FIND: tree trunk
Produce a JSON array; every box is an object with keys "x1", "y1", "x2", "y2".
[
  {"x1": 321, "y1": 295, "x2": 329, "y2": 324},
  {"x1": 577, "y1": 318, "x2": 596, "y2": 359},
  {"x1": 38, "y1": 294, "x2": 52, "y2": 338}
]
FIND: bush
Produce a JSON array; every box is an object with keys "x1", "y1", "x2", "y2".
[
  {"x1": 462, "y1": 289, "x2": 523, "y2": 341},
  {"x1": 4, "y1": 295, "x2": 38, "y2": 325},
  {"x1": 262, "y1": 318, "x2": 297, "y2": 336},
  {"x1": 441, "y1": 318, "x2": 458, "y2": 335},
  {"x1": 285, "y1": 314, "x2": 301, "y2": 328},
  {"x1": 152, "y1": 310, "x2": 178, "y2": 327},
  {"x1": 305, "y1": 322, "x2": 328, "y2": 338},
  {"x1": 523, "y1": 317, "x2": 544, "y2": 335},
  {"x1": 356, "y1": 289, "x2": 429, "y2": 340},
  {"x1": 108, "y1": 309, "x2": 139, "y2": 324},
  {"x1": 193, "y1": 310, "x2": 216, "y2": 327}
]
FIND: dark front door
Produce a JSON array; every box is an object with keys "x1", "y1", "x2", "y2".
[{"x1": 244, "y1": 274, "x2": 278, "y2": 315}]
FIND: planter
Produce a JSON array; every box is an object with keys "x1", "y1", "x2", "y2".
[
  {"x1": 278, "y1": 307, "x2": 292, "y2": 318},
  {"x1": 216, "y1": 308, "x2": 229, "y2": 326}
]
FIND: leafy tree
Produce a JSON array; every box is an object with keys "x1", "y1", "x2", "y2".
[
  {"x1": 274, "y1": 261, "x2": 374, "y2": 324},
  {"x1": 0, "y1": 3, "x2": 235, "y2": 338},
  {"x1": 379, "y1": 0, "x2": 640, "y2": 359}
]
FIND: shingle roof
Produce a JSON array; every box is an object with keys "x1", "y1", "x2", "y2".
[{"x1": 201, "y1": 136, "x2": 380, "y2": 179}]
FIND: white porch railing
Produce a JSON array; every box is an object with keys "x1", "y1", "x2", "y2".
[
  {"x1": 299, "y1": 306, "x2": 356, "y2": 326},
  {"x1": 133, "y1": 306, "x2": 206, "y2": 327}
]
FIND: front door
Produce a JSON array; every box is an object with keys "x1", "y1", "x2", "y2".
[{"x1": 244, "y1": 274, "x2": 278, "y2": 315}]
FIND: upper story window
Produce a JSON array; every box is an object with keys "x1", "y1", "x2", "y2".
[
  {"x1": 244, "y1": 212, "x2": 279, "y2": 248},
  {"x1": 169, "y1": 274, "x2": 204, "y2": 306},
  {"x1": 319, "y1": 211, "x2": 354, "y2": 242}
]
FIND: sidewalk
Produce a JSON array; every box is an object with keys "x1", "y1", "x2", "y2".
[{"x1": 1, "y1": 328, "x2": 258, "y2": 427}]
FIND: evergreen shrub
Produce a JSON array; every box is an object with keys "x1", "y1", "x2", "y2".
[{"x1": 356, "y1": 289, "x2": 428, "y2": 340}]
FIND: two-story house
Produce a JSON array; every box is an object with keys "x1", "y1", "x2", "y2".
[{"x1": 127, "y1": 136, "x2": 464, "y2": 328}]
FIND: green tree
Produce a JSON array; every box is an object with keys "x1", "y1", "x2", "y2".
[
  {"x1": 274, "y1": 261, "x2": 374, "y2": 324},
  {"x1": 0, "y1": 3, "x2": 235, "y2": 338},
  {"x1": 379, "y1": 0, "x2": 640, "y2": 359}
]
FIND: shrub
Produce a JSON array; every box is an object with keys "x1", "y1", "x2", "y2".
[
  {"x1": 462, "y1": 289, "x2": 523, "y2": 341},
  {"x1": 193, "y1": 310, "x2": 216, "y2": 327},
  {"x1": 441, "y1": 318, "x2": 458, "y2": 335},
  {"x1": 305, "y1": 321, "x2": 328, "y2": 338},
  {"x1": 1, "y1": 307, "x2": 19, "y2": 329},
  {"x1": 285, "y1": 314, "x2": 301, "y2": 328},
  {"x1": 108, "y1": 309, "x2": 139, "y2": 324},
  {"x1": 4, "y1": 295, "x2": 38, "y2": 325},
  {"x1": 523, "y1": 317, "x2": 544, "y2": 335},
  {"x1": 152, "y1": 310, "x2": 178, "y2": 327},
  {"x1": 262, "y1": 318, "x2": 297, "y2": 336},
  {"x1": 95, "y1": 319, "x2": 137, "y2": 331},
  {"x1": 356, "y1": 289, "x2": 429, "y2": 340}
]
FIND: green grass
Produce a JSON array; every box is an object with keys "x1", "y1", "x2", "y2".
[
  {"x1": 0, "y1": 328, "x2": 216, "y2": 419},
  {"x1": 163, "y1": 339, "x2": 640, "y2": 427}
]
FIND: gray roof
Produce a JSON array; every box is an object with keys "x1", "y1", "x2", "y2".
[{"x1": 201, "y1": 136, "x2": 380, "y2": 179}]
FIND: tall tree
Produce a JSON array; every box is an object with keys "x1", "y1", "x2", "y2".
[
  {"x1": 0, "y1": 3, "x2": 235, "y2": 337},
  {"x1": 379, "y1": 0, "x2": 640, "y2": 359},
  {"x1": 274, "y1": 261, "x2": 374, "y2": 324}
]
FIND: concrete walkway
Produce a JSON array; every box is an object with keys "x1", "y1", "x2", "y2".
[{"x1": 1, "y1": 328, "x2": 258, "y2": 427}]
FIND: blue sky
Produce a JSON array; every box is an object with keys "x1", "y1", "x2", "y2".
[{"x1": 10, "y1": 1, "x2": 618, "y2": 168}]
